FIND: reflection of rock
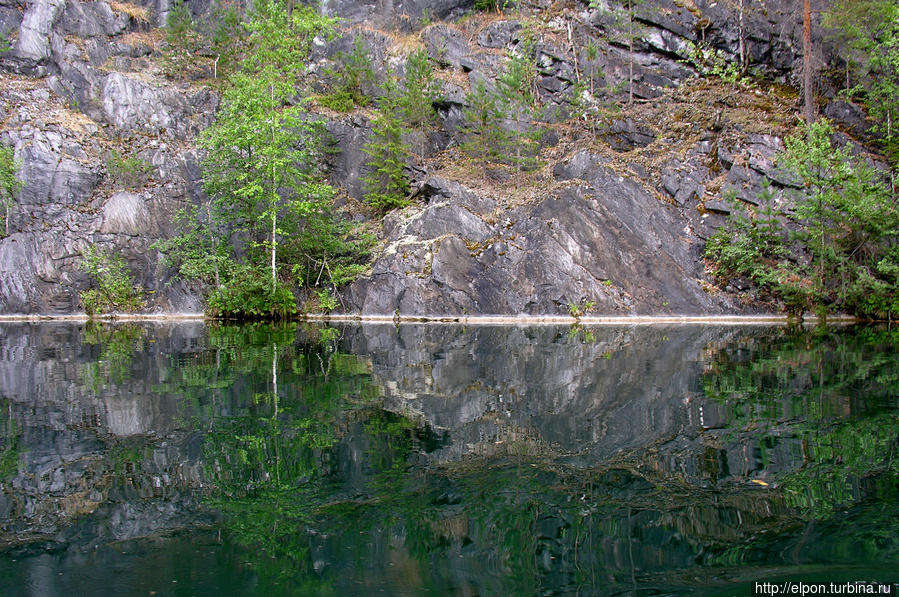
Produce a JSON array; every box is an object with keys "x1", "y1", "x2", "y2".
[
  {"x1": 0, "y1": 323, "x2": 211, "y2": 547},
  {"x1": 340, "y1": 323, "x2": 778, "y2": 485}
]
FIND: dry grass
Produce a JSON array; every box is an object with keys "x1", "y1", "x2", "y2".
[
  {"x1": 386, "y1": 30, "x2": 426, "y2": 57},
  {"x1": 116, "y1": 30, "x2": 164, "y2": 49},
  {"x1": 108, "y1": 1, "x2": 151, "y2": 24}
]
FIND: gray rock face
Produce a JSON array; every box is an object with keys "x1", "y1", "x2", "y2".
[
  {"x1": 0, "y1": 0, "x2": 873, "y2": 316},
  {"x1": 320, "y1": 0, "x2": 472, "y2": 28},
  {"x1": 12, "y1": 0, "x2": 67, "y2": 73},
  {"x1": 343, "y1": 156, "x2": 744, "y2": 316},
  {"x1": 100, "y1": 73, "x2": 216, "y2": 139}
]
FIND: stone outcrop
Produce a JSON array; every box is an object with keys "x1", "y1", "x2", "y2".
[{"x1": 345, "y1": 159, "x2": 748, "y2": 315}]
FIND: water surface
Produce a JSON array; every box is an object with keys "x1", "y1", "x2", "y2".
[{"x1": 0, "y1": 322, "x2": 897, "y2": 595}]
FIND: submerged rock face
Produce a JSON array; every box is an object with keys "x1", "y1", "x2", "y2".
[{"x1": 0, "y1": 0, "x2": 862, "y2": 315}]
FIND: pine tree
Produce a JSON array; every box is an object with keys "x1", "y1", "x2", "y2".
[
  {"x1": 497, "y1": 41, "x2": 539, "y2": 181},
  {"x1": 824, "y1": 0, "x2": 899, "y2": 166},
  {"x1": 461, "y1": 80, "x2": 507, "y2": 163},
  {"x1": 363, "y1": 78, "x2": 411, "y2": 211},
  {"x1": 400, "y1": 49, "x2": 439, "y2": 161}
]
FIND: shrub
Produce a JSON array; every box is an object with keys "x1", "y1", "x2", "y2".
[
  {"x1": 79, "y1": 246, "x2": 146, "y2": 316},
  {"x1": 316, "y1": 288, "x2": 338, "y2": 313},
  {"x1": 106, "y1": 150, "x2": 153, "y2": 189},
  {"x1": 206, "y1": 265, "x2": 297, "y2": 319}
]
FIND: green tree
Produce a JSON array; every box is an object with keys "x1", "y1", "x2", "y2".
[
  {"x1": 79, "y1": 246, "x2": 146, "y2": 316},
  {"x1": 200, "y1": 0, "x2": 337, "y2": 310},
  {"x1": 461, "y1": 80, "x2": 507, "y2": 163},
  {"x1": 0, "y1": 143, "x2": 22, "y2": 237},
  {"x1": 363, "y1": 78, "x2": 410, "y2": 210},
  {"x1": 497, "y1": 41, "x2": 540, "y2": 181},
  {"x1": 780, "y1": 118, "x2": 898, "y2": 312},
  {"x1": 706, "y1": 119, "x2": 899, "y2": 318},
  {"x1": 399, "y1": 48, "x2": 439, "y2": 161},
  {"x1": 824, "y1": 0, "x2": 899, "y2": 165}
]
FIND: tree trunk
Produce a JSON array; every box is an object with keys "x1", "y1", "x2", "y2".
[
  {"x1": 803, "y1": 0, "x2": 815, "y2": 122},
  {"x1": 738, "y1": 0, "x2": 746, "y2": 74},
  {"x1": 628, "y1": 0, "x2": 634, "y2": 107},
  {"x1": 271, "y1": 207, "x2": 277, "y2": 290}
]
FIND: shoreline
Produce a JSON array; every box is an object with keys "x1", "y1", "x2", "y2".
[{"x1": 0, "y1": 312, "x2": 858, "y2": 325}]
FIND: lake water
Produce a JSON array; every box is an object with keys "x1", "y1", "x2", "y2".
[{"x1": 0, "y1": 322, "x2": 897, "y2": 596}]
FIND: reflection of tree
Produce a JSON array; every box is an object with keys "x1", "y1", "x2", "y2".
[
  {"x1": 81, "y1": 322, "x2": 148, "y2": 389},
  {"x1": 0, "y1": 397, "x2": 20, "y2": 483},
  {"x1": 159, "y1": 323, "x2": 898, "y2": 592},
  {"x1": 703, "y1": 326, "x2": 899, "y2": 519}
]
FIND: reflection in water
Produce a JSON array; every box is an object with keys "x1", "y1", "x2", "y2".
[{"x1": 0, "y1": 322, "x2": 896, "y2": 595}]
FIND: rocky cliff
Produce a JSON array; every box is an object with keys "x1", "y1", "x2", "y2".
[{"x1": 0, "y1": 0, "x2": 874, "y2": 316}]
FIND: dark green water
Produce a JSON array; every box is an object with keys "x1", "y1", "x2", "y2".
[{"x1": 0, "y1": 322, "x2": 897, "y2": 596}]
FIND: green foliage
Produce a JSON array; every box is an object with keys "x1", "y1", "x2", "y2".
[
  {"x1": 315, "y1": 89, "x2": 356, "y2": 112},
  {"x1": 206, "y1": 264, "x2": 296, "y2": 319},
  {"x1": 0, "y1": 143, "x2": 22, "y2": 237},
  {"x1": 163, "y1": 0, "x2": 201, "y2": 78},
  {"x1": 461, "y1": 37, "x2": 543, "y2": 174},
  {"x1": 363, "y1": 78, "x2": 411, "y2": 211},
  {"x1": 705, "y1": 185, "x2": 787, "y2": 287},
  {"x1": 151, "y1": 205, "x2": 234, "y2": 287},
  {"x1": 166, "y1": 0, "x2": 195, "y2": 44},
  {"x1": 79, "y1": 246, "x2": 146, "y2": 316},
  {"x1": 823, "y1": 0, "x2": 899, "y2": 164},
  {"x1": 157, "y1": 0, "x2": 372, "y2": 318},
  {"x1": 319, "y1": 36, "x2": 375, "y2": 111},
  {"x1": 316, "y1": 287, "x2": 338, "y2": 313},
  {"x1": 461, "y1": 80, "x2": 507, "y2": 163},
  {"x1": 292, "y1": 208, "x2": 375, "y2": 289},
  {"x1": 568, "y1": 298, "x2": 596, "y2": 318},
  {"x1": 163, "y1": 0, "x2": 246, "y2": 80},
  {"x1": 105, "y1": 149, "x2": 152, "y2": 189},
  {"x1": 400, "y1": 48, "x2": 439, "y2": 160},
  {"x1": 473, "y1": 0, "x2": 514, "y2": 12},
  {"x1": 568, "y1": 42, "x2": 617, "y2": 142},
  {"x1": 681, "y1": 40, "x2": 749, "y2": 86},
  {"x1": 198, "y1": 0, "x2": 342, "y2": 316},
  {"x1": 706, "y1": 119, "x2": 899, "y2": 318},
  {"x1": 497, "y1": 40, "x2": 541, "y2": 178},
  {"x1": 199, "y1": 0, "x2": 247, "y2": 78}
]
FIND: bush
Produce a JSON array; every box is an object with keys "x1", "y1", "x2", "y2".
[
  {"x1": 79, "y1": 246, "x2": 145, "y2": 316},
  {"x1": 206, "y1": 265, "x2": 297, "y2": 319},
  {"x1": 316, "y1": 288, "x2": 338, "y2": 313},
  {"x1": 106, "y1": 150, "x2": 153, "y2": 189}
]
